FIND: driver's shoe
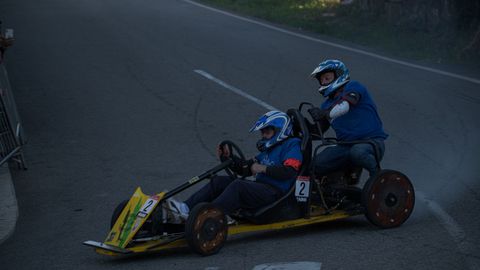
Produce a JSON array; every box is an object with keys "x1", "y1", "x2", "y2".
[{"x1": 164, "y1": 198, "x2": 190, "y2": 222}]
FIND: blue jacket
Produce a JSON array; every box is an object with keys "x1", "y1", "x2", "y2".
[
  {"x1": 321, "y1": 81, "x2": 388, "y2": 141},
  {"x1": 255, "y1": 137, "x2": 303, "y2": 193}
]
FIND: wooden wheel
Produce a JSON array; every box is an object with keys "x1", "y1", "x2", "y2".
[
  {"x1": 185, "y1": 203, "x2": 228, "y2": 256},
  {"x1": 362, "y1": 170, "x2": 415, "y2": 228}
]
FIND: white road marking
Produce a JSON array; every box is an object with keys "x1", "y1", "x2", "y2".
[
  {"x1": 252, "y1": 261, "x2": 321, "y2": 270},
  {"x1": 195, "y1": 69, "x2": 477, "y2": 269},
  {"x1": 417, "y1": 191, "x2": 479, "y2": 270},
  {"x1": 184, "y1": 0, "x2": 480, "y2": 85},
  {"x1": 194, "y1": 69, "x2": 278, "y2": 111},
  {"x1": 416, "y1": 191, "x2": 465, "y2": 242}
]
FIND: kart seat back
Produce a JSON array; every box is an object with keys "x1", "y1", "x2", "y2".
[
  {"x1": 239, "y1": 109, "x2": 312, "y2": 223},
  {"x1": 287, "y1": 108, "x2": 312, "y2": 176}
]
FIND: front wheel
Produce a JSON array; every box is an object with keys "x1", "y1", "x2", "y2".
[
  {"x1": 185, "y1": 203, "x2": 228, "y2": 256},
  {"x1": 362, "y1": 170, "x2": 415, "y2": 228},
  {"x1": 110, "y1": 200, "x2": 129, "y2": 229}
]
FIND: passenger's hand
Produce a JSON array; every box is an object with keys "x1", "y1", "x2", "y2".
[
  {"x1": 250, "y1": 163, "x2": 267, "y2": 175},
  {"x1": 308, "y1": 107, "x2": 329, "y2": 122}
]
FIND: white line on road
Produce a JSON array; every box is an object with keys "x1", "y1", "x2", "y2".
[
  {"x1": 205, "y1": 262, "x2": 322, "y2": 270},
  {"x1": 184, "y1": 0, "x2": 480, "y2": 85},
  {"x1": 417, "y1": 191, "x2": 479, "y2": 269},
  {"x1": 416, "y1": 191, "x2": 466, "y2": 242},
  {"x1": 252, "y1": 261, "x2": 322, "y2": 270},
  {"x1": 194, "y1": 69, "x2": 278, "y2": 111},
  {"x1": 195, "y1": 69, "x2": 477, "y2": 269}
]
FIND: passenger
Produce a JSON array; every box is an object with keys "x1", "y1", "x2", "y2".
[{"x1": 307, "y1": 59, "x2": 388, "y2": 177}]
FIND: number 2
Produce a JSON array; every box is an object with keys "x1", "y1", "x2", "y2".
[
  {"x1": 299, "y1": 182, "x2": 306, "y2": 196},
  {"x1": 143, "y1": 200, "x2": 153, "y2": 212}
]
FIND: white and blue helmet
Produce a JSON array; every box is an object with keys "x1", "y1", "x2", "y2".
[
  {"x1": 250, "y1": 111, "x2": 293, "y2": 152},
  {"x1": 310, "y1": 59, "x2": 350, "y2": 97}
]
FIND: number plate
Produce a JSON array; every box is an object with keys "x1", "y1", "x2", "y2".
[
  {"x1": 137, "y1": 196, "x2": 160, "y2": 218},
  {"x1": 295, "y1": 176, "x2": 310, "y2": 202}
]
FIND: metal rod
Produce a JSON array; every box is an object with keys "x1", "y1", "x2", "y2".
[
  {"x1": 0, "y1": 145, "x2": 20, "y2": 166},
  {"x1": 162, "y1": 160, "x2": 233, "y2": 200}
]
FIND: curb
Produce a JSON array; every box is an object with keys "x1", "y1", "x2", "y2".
[{"x1": 0, "y1": 163, "x2": 18, "y2": 245}]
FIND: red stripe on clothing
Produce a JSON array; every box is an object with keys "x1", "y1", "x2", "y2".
[{"x1": 283, "y1": 158, "x2": 302, "y2": 171}]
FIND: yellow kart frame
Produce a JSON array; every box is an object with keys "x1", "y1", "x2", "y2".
[
  {"x1": 83, "y1": 106, "x2": 415, "y2": 256},
  {"x1": 83, "y1": 186, "x2": 353, "y2": 256},
  {"x1": 84, "y1": 188, "x2": 351, "y2": 256}
]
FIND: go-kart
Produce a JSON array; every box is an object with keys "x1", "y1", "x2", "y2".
[{"x1": 83, "y1": 103, "x2": 415, "y2": 256}]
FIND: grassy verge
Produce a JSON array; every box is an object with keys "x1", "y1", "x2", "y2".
[{"x1": 199, "y1": 0, "x2": 479, "y2": 68}]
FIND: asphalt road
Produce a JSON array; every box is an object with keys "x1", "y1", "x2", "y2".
[{"x1": 0, "y1": 0, "x2": 479, "y2": 269}]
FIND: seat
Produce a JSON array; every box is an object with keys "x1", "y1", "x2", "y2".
[{"x1": 288, "y1": 108, "x2": 312, "y2": 177}]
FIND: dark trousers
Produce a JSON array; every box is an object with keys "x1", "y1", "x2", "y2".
[
  {"x1": 314, "y1": 139, "x2": 385, "y2": 177},
  {"x1": 184, "y1": 176, "x2": 280, "y2": 215}
]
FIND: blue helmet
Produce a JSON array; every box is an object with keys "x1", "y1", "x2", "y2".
[
  {"x1": 250, "y1": 111, "x2": 292, "y2": 152},
  {"x1": 310, "y1": 59, "x2": 350, "y2": 97}
]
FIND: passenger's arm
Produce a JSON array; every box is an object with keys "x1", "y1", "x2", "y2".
[{"x1": 329, "y1": 91, "x2": 361, "y2": 120}]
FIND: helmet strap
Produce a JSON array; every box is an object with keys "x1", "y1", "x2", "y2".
[{"x1": 256, "y1": 138, "x2": 268, "y2": 152}]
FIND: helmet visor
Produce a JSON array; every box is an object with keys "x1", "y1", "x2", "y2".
[
  {"x1": 316, "y1": 71, "x2": 336, "y2": 86},
  {"x1": 260, "y1": 126, "x2": 275, "y2": 139}
]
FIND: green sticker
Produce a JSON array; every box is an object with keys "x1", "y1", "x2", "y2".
[{"x1": 118, "y1": 200, "x2": 142, "y2": 247}]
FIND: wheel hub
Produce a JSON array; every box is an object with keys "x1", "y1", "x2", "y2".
[
  {"x1": 385, "y1": 193, "x2": 398, "y2": 207},
  {"x1": 363, "y1": 170, "x2": 415, "y2": 228},
  {"x1": 202, "y1": 218, "x2": 218, "y2": 241}
]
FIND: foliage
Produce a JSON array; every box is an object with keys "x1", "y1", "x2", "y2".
[{"x1": 200, "y1": 0, "x2": 480, "y2": 66}]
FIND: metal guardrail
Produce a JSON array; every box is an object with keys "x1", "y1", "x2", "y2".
[{"x1": 0, "y1": 58, "x2": 26, "y2": 169}]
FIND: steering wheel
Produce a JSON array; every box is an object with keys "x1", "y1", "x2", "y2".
[{"x1": 218, "y1": 140, "x2": 246, "y2": 179}]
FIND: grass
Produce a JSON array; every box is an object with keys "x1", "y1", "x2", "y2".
[{"x1": 199, "y1": 0, "x2": 479, "y2": 68}]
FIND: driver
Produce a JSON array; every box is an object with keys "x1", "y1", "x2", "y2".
[
  {"x1": 307, "y1": 59, "x2": 388, "y2": 177},
  {"x1": 167, "y1": 111, "x2": 303, "y2": 219}
]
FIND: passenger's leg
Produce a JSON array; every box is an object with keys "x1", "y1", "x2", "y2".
[
  {"x1": 313, "y1": 145, "x2": 351, "y2": 176},
  {"x1": 349, "y1": 140, "x2": 385, "y2": 176}
]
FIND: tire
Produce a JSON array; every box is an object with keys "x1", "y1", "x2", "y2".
[
  {"x1": 110, "y1": 200, "x2": 129, "y2": 229},
  {"x1": 185, "y1": 203, "x2": 228, "y2": 256},
  {"x1": 362, "y1": 170, "x2": 415, "y2": 229}
]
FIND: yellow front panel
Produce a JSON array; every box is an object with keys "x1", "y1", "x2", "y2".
[{"x1": 103, "y1": 187, "x2": 165, "y2": 248}]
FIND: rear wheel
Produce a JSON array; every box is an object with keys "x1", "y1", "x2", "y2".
[
  {"x1": 362, "y1": 170, "x2": 415, "y2": 228},
  {"x1": 185, "y1": 203, "x2": 228, "y2": 256}
]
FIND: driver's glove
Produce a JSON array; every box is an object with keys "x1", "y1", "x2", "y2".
[
  {"x1": 308, "y1": 107, "x2": 330, "y2": 122},
  {"x1": 219, "y1": 154, "x2": 229, "y2": 163},
  {"x1": 230, "y1": 157, "x2": 254, "y2": 177},
  {"x1": 218, "y1": 144, "x2": 231, "y2": 162}
]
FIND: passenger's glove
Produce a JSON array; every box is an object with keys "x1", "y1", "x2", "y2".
[
  {"x1": 308, "y1": 107, "x2": 330, "y2": 122},
  {"x1": 230, "y1": 157, "x2": 254, "y2": 177}
]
